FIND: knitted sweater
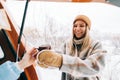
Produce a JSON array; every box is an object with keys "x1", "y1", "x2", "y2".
[{"x1": 60, "y1": 40, "x2": 106, "y2": 80}]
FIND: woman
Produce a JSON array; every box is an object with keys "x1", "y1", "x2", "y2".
[{"x1": 37, "y1": 15, "x2": 106, "y2": 80}]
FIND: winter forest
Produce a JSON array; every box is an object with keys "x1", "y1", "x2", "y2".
[{"x1": 4, "y1": 0, "x2": 120, "y2": 80}]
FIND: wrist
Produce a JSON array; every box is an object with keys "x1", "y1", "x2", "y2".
[
  {"x1": 59, "y1": 55, "x2": 63, "y2": 69},
  {"x1": 17, "y1": 60, "x2": 26, "y2": 71},
  {"x1": 16, "y1": 61, "x2": 24, "y2": 72}
]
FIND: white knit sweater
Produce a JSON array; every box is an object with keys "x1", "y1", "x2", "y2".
[{"x1": 60, "y1": 40, "x2": 107, "y2": 80}]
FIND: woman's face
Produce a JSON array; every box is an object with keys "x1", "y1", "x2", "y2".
[{"x1": 73, "y1": 20, "x2": 86, "y2": 39}]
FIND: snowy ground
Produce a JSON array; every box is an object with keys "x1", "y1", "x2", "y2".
[{"x1": 35, "y1": 66, "x2": 62, "y2": 80}]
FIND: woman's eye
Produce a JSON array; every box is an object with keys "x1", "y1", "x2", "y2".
[
  {"x1": 80, "y1": 25, "x2": 84, "y2": 27},
  {"x1": 73, "y1": 24, "x2": 86, "y2": 27},
  {"x1": 73, "y1": 25, "x2": 77, "y2": 27}
]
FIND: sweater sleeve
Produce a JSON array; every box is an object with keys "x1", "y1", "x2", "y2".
[
  {"x1": 60, "y1": 41, "x2": 106, "y2": 77},
  {"x1": 0, "y1": 61, "x2": 23, "y2": 80}
]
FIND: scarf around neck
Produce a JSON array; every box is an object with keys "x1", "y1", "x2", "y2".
[{"x1": 73, "y1": 38, "x2": 84, "y2": 45}]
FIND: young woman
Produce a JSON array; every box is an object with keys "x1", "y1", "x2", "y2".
[{"x1": 37, "y1": 15, "x2": 107, "y2": 80}]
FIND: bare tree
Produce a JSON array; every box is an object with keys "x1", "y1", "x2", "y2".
[{"x1": 111, "y1": 34, "x2": 120, "y2": 49}]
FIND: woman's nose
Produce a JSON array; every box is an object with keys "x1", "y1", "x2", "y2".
[{"x1": 76, "y1": 26, "x2": 81, "y2": 30}]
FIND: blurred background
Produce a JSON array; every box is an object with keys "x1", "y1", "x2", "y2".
[{"x1": 4, "y1": 0, "x2": 120, "y2": 80}]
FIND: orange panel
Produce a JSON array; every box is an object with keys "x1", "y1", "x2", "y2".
[{"x1": 72, "y1": 0, "x2": 105, "y2": 2}]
